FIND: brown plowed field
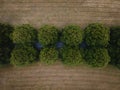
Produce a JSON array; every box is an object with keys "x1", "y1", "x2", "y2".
[
  {"x1": 0, "y1": 0, "x2": 120, "y2": 90},
  {"x1": 0, "y1": 0, "x2": 120, "y2": 28},
  {"x1": 0, "y1": 62, "x2": 120, "y2": 90}
]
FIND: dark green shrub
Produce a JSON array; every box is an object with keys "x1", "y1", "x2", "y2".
[
  {"x1": 10, "y1": 44, "x2": 38, "y2": 66},
  {"x1": 108, "y1": 26, "x2": 120, "y2": 69},
  {"x1": 84, "y1": 48, "x2": 110, "y2": 67},
  {"x1": 108, "y1": 46, "x2": 120, "y2": 69},
  {"x1": 0, "y1": 23, "x2": 13, "y2": 47},
  {"x1": 110, "y1": 26, "x2": 120, "y2": 47},
  {"x1": 116, "y1": 59, "x2": 120, "y2": 69},
  {"x1": 38, "y1": 25, "x2": 58, "y2": 46},
  {"x1": 12, "y1": 24, "x2": 37, "y2": 44},
  {"x1": 84, "y1": 23, "x2": 110, "y2": 47},
  {"x1": 61, "y1": 25, "x2": 83, "y2": 47},
  {"x1": 0, "y1": 23, "x2": 13, "y2": 66},
  {"x1": 40, "y1": 47, "x2": 58, "y2": 64},
  {"x1": 61, "y1": 47, "x2": 83, "y2": 66},
  {"x1": 0, "y1": 47, "x2": 11, "y2": 66}
]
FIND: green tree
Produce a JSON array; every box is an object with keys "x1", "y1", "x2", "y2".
[
  {"x1": 40, "y1": 47, "x2": 59, "y2": 64},
  {"x1": 84, "y1": 48, "x2": 110, "y2": 67},
  {"x1": 12, "y1": 24, "x2": 37, "y2": 44},
  {"x1": 10, "y1": 44, "x2": 38, "y2": 66},
  {"x1": 60, "y1": 47, "x2": 83, "y2": 66},
  {"x1": 85, "y1": 23, "x2": 110, "y2": 47},
  {"x1": 38, "y1": 25, "x2": 58, "y2": 46},
  {"x1": 61, "y1": 25, "x2": 83, "y2": 47}
]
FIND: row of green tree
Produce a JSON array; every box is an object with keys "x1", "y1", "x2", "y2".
[{"x1": 0, "y1": 23, "x2": 119, "y2": 69}]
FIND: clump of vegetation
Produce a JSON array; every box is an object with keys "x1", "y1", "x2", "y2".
[
  {"x1": 108, "y1": 26, "x2": 120, "y2": 69},
  {"x1": 60, "y1": 47, "x2": 83, "y2": 66},
  {"x1": 10, "y1": 44, "x2": 38, "y2": 66},
  {"x1": 0, "y1": 23, "x2": 13, "y2": 66},
  {"x1": 116, "y1": 60, "x2": 120, "y2": 69},
  {"x1": 110, "y1": 26, "x2": 120, "y2": 47},
  {"x1": 0, "y1": 23, "x2": 120, "y2": 69},
  {"x1": 84, "y1": 48, "x2": 110, "y2": 67},
  {"x1": 84, "y1": 23, "x2": 110, "y2": 47},
  {"x1": 108, "y1": 46, "x2": 120, "y2": 68},
  {"x1": 61, "y1": 25, "x2": 83, "y2": 47},
  {"x1": 40, "y1": 47, "x2": 59, "y2": 64},
  {"x1": 38, "y1": 25, "x2": 58, "y2": 46},
  {"x1": 0, "y1": 23, "x2": 13, "y2": 47},
  {"x1": 0, "y1": 47, "x2": 12, "y2": 66},
  {"x1": 12, "y1": 24, "x2": 37, "y2": 44}
]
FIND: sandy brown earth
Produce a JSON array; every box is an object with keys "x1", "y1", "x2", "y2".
[
  {"x1": 0, "y1": 0, "x2": 120, "y2": 90},
  {"x1": 0, "y1": 62, "x2": 120, "y2": 90},
  {"x1": 0, "y1": 0, "x2": 120, "y2": 28}
]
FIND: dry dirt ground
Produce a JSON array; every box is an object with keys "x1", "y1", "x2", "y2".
[
  {"x1": 0, "y1": 62, "x2": 120, "y2": 90},
  {"x1": 0, "y1": 0, "x2": 120, "y2": 28},
  {"x1": 0, "y1": 0, "x2": 120, "y2": 90}
]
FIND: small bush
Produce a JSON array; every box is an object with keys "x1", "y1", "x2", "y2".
[
  {"x1": 10, "y1": 44, "x2": 38, "y2": 66},
  {"x1": 108, "y1": 46, "x2": 120, "y2": 69},
  {"x1": 110, "y1": 26, "x2": 120, "y2": 47},
  {"x1": 0, "y1": 23, "x2": 13, "y2": 47},
  {"x1": 84, "y1": 48, "x2": 110, "y2": 67},
  {"x1": 60, "y1": 47, "x2": 83, "y2": 66},
  {"x1": 61, "y1": 25, "x2": 83, "y2": 47},
  {"x1": 116, "y1": 60, "x2": 120, "y2": 69},
  {"x1": 38, "y1": 25, "x2": 58, "y2": 46},
  {"x1": 0, "y1": 23, "x2": 13, "y2": 66},
  {"x1": 40, "y1": 47, "x2": 58, "y2": 64},
  {"x1": 12, "y1": 24, "x2": 37, "y2": 44},
  {"x1": 108, "y1": 26, "x2": 120, "y2": 69},
  {"x1": 84, "y1": 23, "x2": 110, "y2": 47},
  {"x1": 0, "y1": 47, "x2": 11, "y2": 66}
]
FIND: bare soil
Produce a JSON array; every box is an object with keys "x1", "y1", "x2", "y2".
[
  {"x1": 0, "y1": 0, "x2": 120, "y2": 28},
  {"x1": 0, "y1": 0, "x2": 120, "y2": 90},
  {"x1": 0, "y1": 62, "x2": 120, "y2": 90}
]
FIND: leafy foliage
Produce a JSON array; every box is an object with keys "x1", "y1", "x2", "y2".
[
  {"x1": 0, "y1": 23, "x2": 13, "y2": 47},
  {"x1": 10, "y1": 44, "x2": 38, "y2": 66},
  {"x1": 0, "y1": 23, "x2": 119, "y2": 69},
  {"x1": 108, "y1": 46, "x2": 120, "y2": 69},
  {"x1": 0, "y1": 47, "x2": 11, "y2": 66},
  {"x1": 108, "y1": 26, "x2": 120, "y2": 69},
  {"x1": 40, "y1": 47, "x2": 58, "y2": 64},
  {"x1": 116, "y1": 59, "x2": 120, "y2": 69},
  {"x1": 108, "y1": 46, "x2": 120, "y2": 64},
  {"x1": 110, "y1": 26, "x2": 120, "y2": 47},
  {"x1": 61, "y1": 25, "x2": 83, "y2": 47},
  {"x1": 12, "y1": 24, "x2": 37, "y2": 44},
  {"x1": 60, "y1": 47, "x2": 83, "y2": 66},
  {"x1": 84, "y1": 48, "x2": 110, "y2": 67},
  {"x1": 84, "y1": 23, "x2": 110, "y2": 47},
  {"x1": 38, "y1": 25, "x2": 58, "y2": 46},
  {"x1": 0, "y1": 23, "x2": 13, "y2": 66}
]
